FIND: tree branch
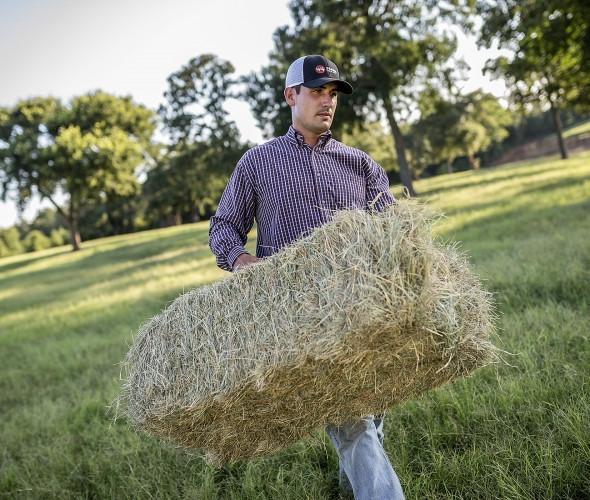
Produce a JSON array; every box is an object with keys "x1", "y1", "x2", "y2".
[{"x1": 36, "y1": 186, "x2": 69, "y2": 221}]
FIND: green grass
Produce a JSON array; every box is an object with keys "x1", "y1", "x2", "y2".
[
  {"x1": 563, "y1": 119, "x2": 590, "y2": 138},
  {"x1": 1, "y1": 151, "x2": 589, "y2": 499}
]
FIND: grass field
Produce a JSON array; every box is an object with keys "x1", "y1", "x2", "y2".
[
  {"x1": 1, "y1": 151, "x2": 589, "y2": 499},
  {"x1": 563, "y1": 119, "x2": 590, "y2": 138}
]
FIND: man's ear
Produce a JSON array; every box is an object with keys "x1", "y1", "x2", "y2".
[{"x1": 284, "y1": 87, "x2": 295, "y2": 107}]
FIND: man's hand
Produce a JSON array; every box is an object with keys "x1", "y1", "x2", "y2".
[{"x1": 233, "y1": 253, "x2": 262, "y2": 271}]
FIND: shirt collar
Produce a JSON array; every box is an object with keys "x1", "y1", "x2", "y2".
[{"x1": 286, "y1": 126, "x2": 332, "y2": 149}]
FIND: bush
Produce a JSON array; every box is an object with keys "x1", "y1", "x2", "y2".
[
  {"x1": 0, "y1": 239, "x2": 10, "y2": 258},
  {"x1": 0, "y1": 227, "x2": 23, "y2": 255},
  {"x1": 23, "y1": 230, "x2": 52, "y2": 252},
  {"x1": 50, "y1": 228, "x2": 69, "y2": 247}
]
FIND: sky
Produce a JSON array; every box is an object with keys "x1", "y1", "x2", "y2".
[{"x1": 0, "y1": 0, "x2": 505, "y2": 228}]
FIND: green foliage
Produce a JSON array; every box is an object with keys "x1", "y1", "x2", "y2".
[
  {"x1": 52, "y1": 124, "x2": 143, "y2": 195},
  {"x1": 19, "y1": 188, "x2": 148, "y2": 244},
  {"x1": 495, "y1": 108, "x2": 587, "y2": 154},
  {"x1": 478, "y1": 0, "x2": 590, "y2": 158},
  {"x1": 0, "y1": 239, "x2": 9, "y2": 258},
  {"x1": 478, "y1": 0, "x2": 590, "y2": 108},
  {"x1": 27, "y1": 207, "x2": 64, "y2": 233},
  {"x1": 5, "y1": 209, "x2": 71, "y2": 255},
  {"x1": 159, "y1": 54, "x2": 240, "y2": 145},
  {"x1": 146, "y1": 55, "x2": 249, "y2": 226},
  {"x1": 144, "y1": 141, "x2": 247, "y2": 227},
  {"x1": 79, "y1": 192, "x2": 148, "y2": 240},
  {"x1": 245, "y1": 0, "x2": 476, "y2": 196},
  {"x1": 563, "y1": 118, "x2": 590, "y2": 138},
  {"x1": 69, "y1": 92, "x2": 155, "y2": 143},
  {"x1": 411, "y1": 90, "x2": 512, "y2": 171},
  {"x1": 0, "y1": 92, "x2": 156, "y2": 251},
  {"x1": 0, "y1": 152, "x2": 589, "y2": 497},
  {"x1": 49, "y1": 228, "x2": 69, "y2": 247},
  {"x1": 341, "y1": 121, "x2": 398, "y2": 175},
  {"x1": 22, "y1": 229, "x2": 51, "y2": 252},
  {"x1": 0, "y1": 227, "x2": 23, "y2": 256},
  {"x1": 0, "y1": 224, "x2": 69, "y2": 257}
]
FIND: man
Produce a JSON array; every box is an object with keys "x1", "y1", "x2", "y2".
[{"x1": 209, "y1": 54, "x2": 404, "y2": 499}]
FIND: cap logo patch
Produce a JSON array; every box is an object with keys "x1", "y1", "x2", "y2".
[
  {"x1": 315, "y1": 65, "x2": 326, "y2": 74},
  {"x1": 326, "y1": 66, "x2": 337, "y2": 75}
]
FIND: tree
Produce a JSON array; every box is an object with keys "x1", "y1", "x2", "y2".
[
  {"x1": 159, "y1": 54, "x2": 239, "y2": 146},
  {"x1": 0, "y1": 239, "x2": 9, "y2": 258},
  {"x1": 146, "y1": 55, "x2": 248, "y2": 226},
  {"x1": 0, "y1": 227, "x2": 23, "y2": 256},
  {"x1": 77, "y1": 189, "x2": 147, "y2": 240},
  {"x1": 17, "y1": 207, "x2": 70, "y2": 248},
  {"x1": 144, "y1": 141, "x2": 246, "y2": 226},
  {"x1": 478, "y1": 0, "x2": 590, "y2": 159},
  {"x1": 458, "y1": 91, "x2": 512, "y2": 169},
  {"x1": 50, "y1": 228, "x2": 69, "y2": 247},
  {"x1": 341, "y1": 122, "x2": 398, "y2": 179},
  {"x1": 411, "y1": 90, "x2": 512, "y2": 172},
  {"x1": 411, "y1": 90, "x2": 464, "y2": 174},
  {"x1": 245, "y1": 0, "x2": 475, "y2": 196},
  {"x1": 0, "y1": 92, "x2": 155, "y2": 250},
  {"x1": 23, "y1": 229, "x2": 51, "y2": 252}
]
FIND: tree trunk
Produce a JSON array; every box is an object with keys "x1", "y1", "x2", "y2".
[
  {"x1": 447, "y1": 161, "x2": 453, "y2": 174},
  {"x1": 38, "y1": 188, "x2": 81, "y2": 251},
  {"x1": 68, "y1": 215, "x2": 81, "y2": 251},
  {"x1": 467, "y1": 153, "x2": 480, "y2": 170},
  {"x1": 550, "y1": 101, "x2": 568, "y2": 159},
  {"x1": 382, "y1": 94, "x2": 416, "y2": 197}
]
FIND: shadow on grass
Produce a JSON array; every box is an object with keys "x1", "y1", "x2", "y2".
[
  {"x1": 420, "y1": 158, "x2": 560, "y2": 197},
  {"x1": 421, "y1": 150, "x2": 590, "y2": 198},
  {"x1": 449, "y1": 199, "x2": 590, "y2": 311},
  {"x1": 0, "y1": 267, "x2": 225, "y2": 409},
  {"x1": 0, "y1": 250, "x2": 217, "y2": 323},
  {"x1": 496, "y1": 275, "x2": 590, "y2": 312},
  {"x1": 0, "y1": 247, "x2": 73, "y2": 274},
  {"x1": 0, "y1": 223, "x2": 209, "y2": 276},
  {"x1": 439, "y1": 187, "x2": 589, "y2": 238},
  {"x1": 0, "y1": 225, "x2": 214, "y2": 317},
  {"x1": 516, "y1": 175, "x2": 590, "y2": 197}
]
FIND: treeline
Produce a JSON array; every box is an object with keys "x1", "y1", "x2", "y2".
[
  {"x1": 0, "y1": 56, "x2": 249, "y2": 256},
  {"x1": 0, "y1": 226, "x2": 68, "y2": 257},
  {"x1": 1, "y1": 0, "x2": 589, "y2": 254}
]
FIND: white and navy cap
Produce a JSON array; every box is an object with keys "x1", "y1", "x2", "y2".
[{"x1": 285, "y1": 55, "x2": 353, "y2": 94}]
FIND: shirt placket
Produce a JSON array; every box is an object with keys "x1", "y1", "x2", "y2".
[{"x1": 309, "y1": 145, "x2": 332, "y2": 222}]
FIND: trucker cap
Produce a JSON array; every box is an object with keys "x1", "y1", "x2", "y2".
[{"x1": 285, "y1": 55, "x2": 353, "y2": 94}]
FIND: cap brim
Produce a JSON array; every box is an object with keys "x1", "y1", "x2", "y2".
[{"x1": 303, "y1": 77, "x2": 353, "y2": 94}]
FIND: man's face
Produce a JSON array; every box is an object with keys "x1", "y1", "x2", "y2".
[{"x1": 284, "y1": 83, "x2": 339, "y2": 137}]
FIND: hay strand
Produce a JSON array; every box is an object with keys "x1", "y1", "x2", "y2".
[{"x1": 119, "y1": 201, "x2": 497, "y2": 465}]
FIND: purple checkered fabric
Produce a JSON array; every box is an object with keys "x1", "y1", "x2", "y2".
[{"x1": 209, "y1": 126, "x2": 395, "y2": 271}]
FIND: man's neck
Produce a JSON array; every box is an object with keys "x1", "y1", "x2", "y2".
[{"x1": 292, "y1": 126, "x2": 325, "y2": 148}]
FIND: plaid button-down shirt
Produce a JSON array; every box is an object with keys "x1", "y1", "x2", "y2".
[{"x1": 209, "y1": 126, "x2": 395, "y2": 271}]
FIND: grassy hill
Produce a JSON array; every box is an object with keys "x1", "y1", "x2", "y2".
[
  {"x1": 1, "y1": 151, "x2": 589, "y2": 499},
  {"x1": 564, "y1": 118, "x2": 590, "y2": 138},
  {"x1": 492, "y1": 119, "x2": 590, "y2": 166}
]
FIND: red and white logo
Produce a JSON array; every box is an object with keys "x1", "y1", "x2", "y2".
[{"x1": 315, "y1": 65, "x2": 326, "y2": 74}]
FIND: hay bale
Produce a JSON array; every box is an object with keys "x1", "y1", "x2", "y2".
[{"x1": 119, "y1": 201, "x2": 497, "y2": 465}]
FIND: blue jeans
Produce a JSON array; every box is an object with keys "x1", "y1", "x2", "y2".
[{"x1": 326, "y1": 415, "x2": 405, "y2": 499}]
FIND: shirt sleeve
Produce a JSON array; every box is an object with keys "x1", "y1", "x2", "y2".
[
  {"x1": 364, "y1": 154, "x2": 396, "y2": 212},
  {"x1": 208, "y1": 158, "x2": 256, "y2": 272}
]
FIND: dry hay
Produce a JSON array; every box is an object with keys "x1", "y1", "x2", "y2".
[{"x1": 119, "y1": 200, "x2": 497, "y2": 465}]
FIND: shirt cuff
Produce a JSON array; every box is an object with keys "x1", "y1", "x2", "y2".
[{"x1": 227, "y1": 246, "x2": 248, "y2": 270}]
